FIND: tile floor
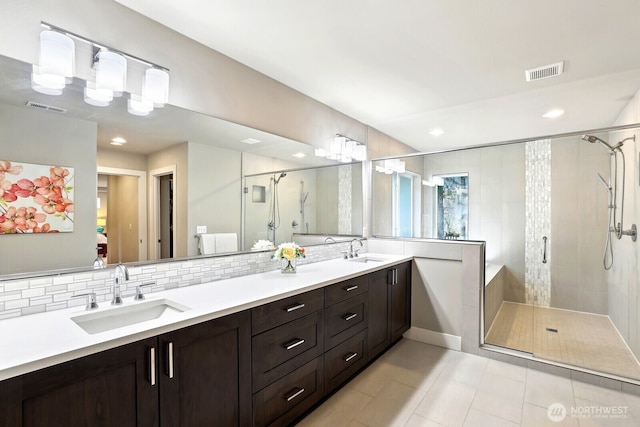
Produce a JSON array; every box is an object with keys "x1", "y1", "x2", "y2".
[
  {"x1": 296, "y1": 339, "x2": 640, "y2": 427},
  {"x1": 485, "y1": 302, "x2": 640, "y2": 380}
]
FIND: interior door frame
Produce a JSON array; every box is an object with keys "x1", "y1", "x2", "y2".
[
  {"x1": 149, "y1": 165, "x2": 177, "y2": 260},
  {"x1": 97, "y1": 166, "x2": 148, "y2": 262}
]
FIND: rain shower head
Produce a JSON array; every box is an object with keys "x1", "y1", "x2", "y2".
[{"x1": 581, "y1": 134, "x2": 616, "y2": 152}]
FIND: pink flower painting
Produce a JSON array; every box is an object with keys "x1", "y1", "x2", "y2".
[{"x1": 0, "y1": 160, "x2": 74, "y2": 234}]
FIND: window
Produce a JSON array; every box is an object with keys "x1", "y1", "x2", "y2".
[
  {"x1": 435, "y1": 174, "x2": 468, "y2": 240},
  {"x1": 392, "y1": 171, "x2": 421, "y2": 237}
]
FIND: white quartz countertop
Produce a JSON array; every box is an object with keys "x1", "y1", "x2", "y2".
[{"x1": 0, "y1": 253, "x2": 411, "y2": 381}]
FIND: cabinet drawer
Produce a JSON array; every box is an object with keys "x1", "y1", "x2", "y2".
[
  {"x1": 325, "y1": 329, "x2": 367, "y2": 394},
  {"x1": 252, "y1": 288, "x2": 324, "y2": 335},
  {"x1": 324, "y1": 292, "x2": 367, "y2": 350},
  {"x1": 252, "y1": 311, "x2": 324, "y2": 392},
  {"x1": 253, "y1": 357, "x2": 324, "y2": 427},
  {"x1": 325, "y1": 275, "x2": 368, "y2": 306}
]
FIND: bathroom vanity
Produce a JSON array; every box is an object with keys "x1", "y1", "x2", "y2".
[{"x1": 0, "y1": 256, "x2": 411, "y2": 426}]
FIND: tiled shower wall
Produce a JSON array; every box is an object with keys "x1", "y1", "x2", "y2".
[
  {"x1": 525, "y1": 139, "x2": 551, "y2": 307},
  {"x1": 0, "y1": 240, "x2": 366, "y2": 320}
]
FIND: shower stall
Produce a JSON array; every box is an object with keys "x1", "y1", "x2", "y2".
[{"x1": 484, "y1": 128, "x2": 640, "y2": 381}]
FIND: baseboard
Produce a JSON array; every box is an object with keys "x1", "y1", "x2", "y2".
[{"x1": 403, "y1": 326, "x2": 462, "y2": 351}]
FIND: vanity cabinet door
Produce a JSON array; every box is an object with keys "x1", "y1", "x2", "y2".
[
  {"x1": 368, "y1": 267, "x2": 391, "y2": 358},
  {"x1": 391, "y1": 261, "x2": 411, "y2": 342},
  {"x1": 0, "y1": 337, "x2": 159, "y2": 427},
  {"x1": 158, "y1": 310, "x2": 251, "y2": 427}
]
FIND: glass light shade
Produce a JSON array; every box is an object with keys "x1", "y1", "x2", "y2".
[
  {"x1": 330, "y1": 136, "x2": 345, "y2": 154},
  {"x1": 31, "y1": 68, "x2": 64, "y2": 95},
  {"x1": 95, "y1": 50, "x2": 127, "y2": 95},
  {"x1": 314, "y1": 148, "x2": 327, "y2": 157},
  {"x1": 143, "y1": 68, "x2": 169, "y2": 107},
  {"x1": 38, "y1": 30, "x2": 75, "y2": 85},
  {"x1": 128, "y1": 94, "x2": 154, "y2": 116},
  {"x1": 352, "y1": 144, "x2": 367, "y2": 161},
  {"x1": 84, "y1": 81, "x2": 113, "y2": 107}
]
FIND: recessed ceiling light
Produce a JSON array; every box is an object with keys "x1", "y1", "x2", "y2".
[
  {"x1": 110, "y1": 137, "x2": 127, "y2": 145},
  {"x1": 543, "y1": 109, "x2": 564, "y2": 118},
  {"x1": 429, "y1": 128, "x2": 445, "y2": 136},
  {"x1": 292, "y1": 152, "x2": 306, "y2": 158},
  {"x1": 241, "y1": 138, "x2": 260, "y2": 144}
]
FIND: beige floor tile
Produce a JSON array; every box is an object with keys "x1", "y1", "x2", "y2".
[
  {"x1": 472, "y1": 372, "x2": 524, "y2": 423},
  {"x1": 404, "y1": 413, "x2": 447, "y2": 427},
  {"x1": 622, "y1": 391, "x2": 640, "y2": 424},
  {"x1": 353, "y1": 380, "x2": 427, "y2": 427},
  {"x1": 346, "y1": 362, "x2": 393, "y2": 397},
  {"x1": 438, "y1": 351, "x2": 489, "y2": 387},
  {"x1": 571, "y1": 380, "x2": 626, "y2": 407},
  {"x1": 413, "y1": 377, "x2": 477, "y2": 427},
  {"x1": 484, "y1": 359, "x2": 528, "y2": 383},
  {"x1": 525, "y1": 369, "x2": 575, "y2": 409},
  {"x1": 462, "y1": 408, "x2": 519, "y2": 427},
  {"x1": 571, "y1": 397, "x2": 638, "y2": 427},
  {"x1": 522, "y1": 402, "x2": 579, "y2": 427},
  {"x1": 297, "y1": 387, "x2": 372, "y2": 427}
]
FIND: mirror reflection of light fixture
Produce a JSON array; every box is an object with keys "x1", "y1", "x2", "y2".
[
  {"x1": 317, "y1": 134, "x2": 366, "y2": 162},
  {"x1": 32, "y1": 30, "x2": 75, "y2": 95},
  {"x1": 128, "y1": 94, "x2": 154, "y2": 116},
  {"x1": 143, "y1": 67, "x2": 170, "y2": 107},
  {"x1": 376, "y1": 158, "x2": 406, "y2": 174}
]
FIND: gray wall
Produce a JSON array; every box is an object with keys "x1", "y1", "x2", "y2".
[{"x1": 0, "y1": 104, "x2": 96, "y2": 274}]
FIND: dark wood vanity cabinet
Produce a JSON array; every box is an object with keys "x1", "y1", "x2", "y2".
[
  {"x1": 368, "y1": 261, "x2": 412, "y2": 360},
  {"x1": 0, "y1": 311, "x2": 251, "y2": 427},
  {"x1": 0, "y1": 261, "x2": 412, "y2": 427},
  {"x1": 0, "y1": 337, "x2": 159, "y2": 427}
]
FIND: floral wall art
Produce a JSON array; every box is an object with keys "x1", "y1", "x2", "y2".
[{"x1": 0, "y1": 160, "x2": 74, "y2": 234}]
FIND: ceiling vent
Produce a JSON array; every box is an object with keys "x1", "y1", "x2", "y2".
[
  {"x1": 525, "y1": 61, "x2": 564, "y2": 82},
  {"x1": 25, "y1": 101, "x2": 68, "y2": 114}
]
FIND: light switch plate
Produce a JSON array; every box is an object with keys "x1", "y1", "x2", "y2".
[{"x1": 196, "y1": 225, "x2": 207, "y2": 234}]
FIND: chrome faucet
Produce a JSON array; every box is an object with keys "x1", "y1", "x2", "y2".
[
  {"x1": 93, "y1": 257, "x2": 106, "y2": 269},
  {"x1": 325, "y1": 236, "x2": 337, "y2": 243},
  {"x1": 112, "y1": 263, "x2": 129, "y2": 305},
  {"x1": 349, "y1": 238, "x2": 363, "y2": 258}
]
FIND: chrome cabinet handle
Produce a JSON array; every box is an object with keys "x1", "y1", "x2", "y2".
[
  {"x1": 149, "y1": 347, "x2": 156, "y2": 386},
  {"x1": 168, "y1": 342, "x2": 174, "y2": 379},
  {"x1": 542, "y1": 236, "x2": 548, "y2": 264},
  {"x1": 343, "y1": 313, "x2": 358, "y2": 321},
  {"x1": 344, "y1": 352, "x2": 358, "y2": 362},
  {"x1": 345, "y1": 285, "x2": 358, "y2": 292},
  {"x1": 284, "y1": 338, "x2": 305, "y2": 350},
  {"x1": 284, "y1": 387, "x2": 305, "y2": 402},
  {"x1": 286, "y1": 303, "x2": 305, "y2": 312}
]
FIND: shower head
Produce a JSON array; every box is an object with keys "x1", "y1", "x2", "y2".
[
  {"x1": 273, "y1": 172, "x2": 287, "y2": 184},
  {"x1": 581, "y1": 134, "x2": 616, "y2": 152}
]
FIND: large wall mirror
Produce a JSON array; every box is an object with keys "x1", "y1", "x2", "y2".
[{"x1": 0, "y1": 54, "x2": 364, "y2": 276}]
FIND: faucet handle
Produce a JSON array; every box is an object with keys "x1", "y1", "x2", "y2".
[
  {"x1": 134, "y1": 282, "x2": 155, "y2": 301},
  {"x1": 73, "y1": 292, "x2": 99, "y2": 311}
]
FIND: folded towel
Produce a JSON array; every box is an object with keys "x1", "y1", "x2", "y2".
[
  {"x1": 198, "y1": 234, "x2": 216, "y2": 255},
  {"x1": 215, "y1": 233, "x2": 238, "y2": 253}
]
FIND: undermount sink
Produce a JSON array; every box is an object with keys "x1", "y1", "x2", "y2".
[
  {"x1": 348, "y1": 255, "x2": 387, "y2": 263},
  {"x1": 72, "y1": 298, "x2": 190, "y2": 335}
]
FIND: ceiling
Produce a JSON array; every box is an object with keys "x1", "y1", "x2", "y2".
[{"x1": 114, "y1": 0, "x2": 640, "y2": 152}]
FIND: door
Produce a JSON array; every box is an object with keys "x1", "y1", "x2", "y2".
[
  {"x1": 160, "y1": 174, "x2": 174, "y2": 259},
  {"x1": 158, "y1": 311, "x2": 251, "y2": 427}
]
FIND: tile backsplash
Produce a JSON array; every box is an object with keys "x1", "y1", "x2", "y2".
[{"x1": 0, "y1": 241, "x2": 366, "y2": 320}]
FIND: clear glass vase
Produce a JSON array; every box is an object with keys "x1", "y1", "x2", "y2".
[{"x1": 281, "y1": 258, "x2": 297, "y2": 274}]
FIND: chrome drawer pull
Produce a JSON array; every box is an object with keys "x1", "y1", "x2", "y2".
[
  {"x1": 149, "y1": 347, "x2": 156, "y2": 386},
  {"x1": 345, "y1": 285, "x2": 358, "y2": 292},
  {"x1": 343, "y1": 313, "x2": 358, "y2": 321},
  {"x1": 284, "y1": 338, "x2": 306, "y2": 350},
  {"x1": 168, "y1": 342, "x2": 174, "y2": 379},
  {"x1": 286, "y1": 303, "x2": 305, "y2": 312},
  {"x1": 344, "y1": 352, "x2": 358, "y2": 362},
  {"x1": 284, "y1": 387, "x2": 305, "y2": 402}
]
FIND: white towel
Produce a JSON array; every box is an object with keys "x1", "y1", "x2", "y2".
[
  {"x1": 214, "y1": 233, "x2": 238, "y2": 253},
  {"x1": 199, "y1": 234, "x2": 216, "y2": 255}
]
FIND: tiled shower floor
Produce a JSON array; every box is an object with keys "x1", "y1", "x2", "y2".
[{"x1": 485, "y1": 302, "x2": 640, "y2": 380}]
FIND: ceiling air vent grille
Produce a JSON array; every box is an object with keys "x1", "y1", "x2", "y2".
[
  {"x1": 26, "y1": 101, "x2": 68, "y2": 114},
  {"x1": 525, "y1": 61, "x2": 564, "y2": 82}
]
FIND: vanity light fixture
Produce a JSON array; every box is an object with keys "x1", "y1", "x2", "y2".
[
  {"x1": 376, "y1": 158, "x2": 406, "y2": 174},
  {"x1": 127, "y1": 94, "x2": 154, "y2": 116},
  {"x1": 429, "y1": 128, "x2": 445, "y2": 136},
  {"x1": 143, "y1": 67, "x2": 170, "y2": 107},
  {"x1": 32, "y1": 30, "x2": 75, "y2": 95},
  {"x1": 94, "y1": 49, "x2": 127, "y2": 96},
  {"x1": 84, "y1": 81, "x2": 113, "y2": 107},
  {"x1": 316, "y1": 134, "x2": 366, "y2": 162},
  {"x1": 542, "y1": 109, "x2": 564, "y2": 118}
]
